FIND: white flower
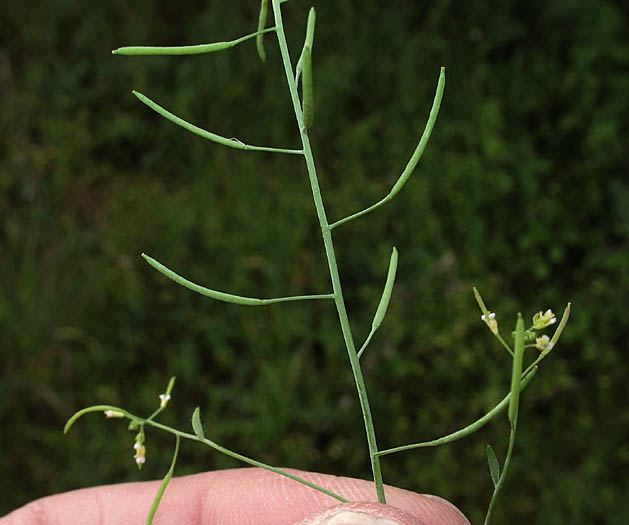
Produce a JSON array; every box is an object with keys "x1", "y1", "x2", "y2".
[
  {"x1": 481, "y1": 312, "x2": 499, "y2": 335},
  {"x1": 535, "y1": 334, "x2": 554, "y2": 351},
  {"x1": 104, "y1": 410, "x2": 124, "y2": 418},
  {"x1": 134, "y1": 442, "x2": 146, "y2": 469},
  {"x1": 533, "y1": 309, "x2": 557, "y2": 329},
  {"x1": 159, "y1": 393, "x2": 171, "y2": 408}
]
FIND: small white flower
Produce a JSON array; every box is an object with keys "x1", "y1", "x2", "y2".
[
  {"x1": 481, "y1": 312, "x2": 499, "y2": 334},
  {"x1": 159, "y1": 393, "x2": 171, "y2": 408},
  {"x1": 104, "y1": 410, "x2": 124, "y2": 418},
  {"x1": 535, "y1": 334, "x2": 554, "y2": 351},
  {"x1": 533, "y1": 308, "x2": 556, "y2": 329},
  {"x1": 134, "y1": 442, "x2": 146, "y2": 469}
]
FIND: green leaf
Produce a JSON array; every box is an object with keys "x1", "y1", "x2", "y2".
[
  {"x1": 487, "y1": 444, "x2": 501, "y2": 487},
  {"x1": 192, "y1": 407, "x2": 205, "y2": 440}
]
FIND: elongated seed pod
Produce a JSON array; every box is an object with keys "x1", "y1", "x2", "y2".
[
  {"x1": 372, "y1": 247, "x2": 398, "y2": 330},
  {"x1": 112, "y1": 27, "x2": 275, "y2": 56},
  {"x1": 295, "y1": 8, "x2": 316, "y2": 83},
  {"x1": 508, "y1": 314, "x2": 525, "y2": 427},
  {"x1": 301, "y1": 43, "x2": 314, "y2": 128},
  {"x1": 142, "y1": 253, "x2": 334, "y2": 305},
  {"x1": 256, "y1": 0, "x2": 268, "y2": 62},
  {"x1": 389, "y1": 67, "x2": 445, "y2": 197},
  {"x1": 113, "y1": 42, "x2": 233, "y2": 55}
]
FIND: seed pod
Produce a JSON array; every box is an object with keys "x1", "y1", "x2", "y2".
[
  {"x1": 372, "y1": 247, "x2": 398, "y2": 330},
  {"x1": 508, "y1": 314, "x2": 525, "y2": 427},
  {"x1": 256, "y1": 0, "x2": 268, "y2": 63},
  {"x1": 301, "y1": 43, "x2": 314, "y2": 128},
  {"x1": 295, "y1": 8, "x2": 316, "y2": 84}
]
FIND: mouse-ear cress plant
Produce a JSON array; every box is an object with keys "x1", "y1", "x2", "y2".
[{"x1": 63, "y1": 2, "x2": 571, "y2": 523}]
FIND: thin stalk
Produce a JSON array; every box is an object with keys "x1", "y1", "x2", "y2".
[
  {"x1": 376, "y1": 367, "x2": 537, "y2": 457},
  {"x1": 146, "y1": 435, "x2": 180, "y2": 525},
  {"x1": 484, "y1": 427, "x2": 516, "y2": 524},
  {"x1": 270, "y1": 0, "x2": 386, "y2": 503},
  {"x1": 142, "y1": 418, "x2": 348, "y2": 503},
  {"x1": 357, "y1": 329, "x2": 376, "y2": 359},
  {"x1": 64, "y1": 405, "x2": 348, "y2": 503},
  {"x1": 485, "y1": 314, "x2": 525, "y2": 524}
]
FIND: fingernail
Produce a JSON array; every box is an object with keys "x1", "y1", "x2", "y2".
[
  {"x1": 296, "y1": 502, "x2": 425, "y2": 525},
  {"x1": 320, "y1": 510, "x2": 399, "y2": 524}
]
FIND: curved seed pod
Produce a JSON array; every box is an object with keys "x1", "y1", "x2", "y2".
[
  {"x1": 256, "y1": 0, "x2": 269, "y2": 62},
  {"x1": 112, "y1": 28, "x2": 275, "y2": 56},
  {"x1": 191, "y1": 407, "x2": 205, "y2": 440},
  {"x1": 389, "y1": 67, "x2": 445, "y2": 197},
  {"x1": 301, "y1": 43, "x2": 314, "y2": 128},
  {"x1": 372, "y1": 247, "x2": 398, "y2": 330},
  {"x1": 295, "y1": 8, "x2": 316, "y2": 83}
]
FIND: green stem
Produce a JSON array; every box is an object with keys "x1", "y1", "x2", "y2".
[
  {"x1": 376, "y1": 367, "x2": 537, "y2": 456},
  {"x1": 63, "y1": 404, "x2": 347, "y2": 503},
  {"x1": 142, "y1": 418, "x2": 348, "y2": 503},
  {"x1": 357, "y1": 329, "x2": 376, "y2": 360},
  {"x1": 484, "y1": 427, "x2": 516, "y2": 524},
  {"x1": 271, "y1": 0, "x2": 386, "y2": 503},
  {"x1": 495, "y1": 333, "x2": 514, "y2": 357},
  {"x1": 146, "y1": 435, "x2": 180, "y2": 525}
]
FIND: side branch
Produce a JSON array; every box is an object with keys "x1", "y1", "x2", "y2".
[
  {"x1": 132, "y1": 91, "x2": 303, "y2": 155},
  {"x1": 112, "y1": 27, "x2": 277, "y2": 55},
  {"x1": 375, "y1": 368, "x2": 537, "y2": 457},
  {"x1": 329, "y1": 67, "x2": 445, "y2": 229},
  {"x1": 142, "y1": 254, "x2": 334, "y2": 305}
]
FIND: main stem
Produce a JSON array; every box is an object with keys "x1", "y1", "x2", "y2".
[{"x1": 271, "y1": 1, "x2": 386, "y2": 503}]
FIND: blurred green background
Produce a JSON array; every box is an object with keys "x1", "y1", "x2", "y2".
[{"x1": 1, "y1": 0, "x2": 628, "y2": 522}]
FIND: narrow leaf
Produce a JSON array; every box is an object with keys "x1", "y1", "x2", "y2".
[
  {"x1": 486, "y1": 444, "x2": 500, "y2": 487},
  {"x1": 191, "y1": 407, "x2": 205, "y2": 440},
  {"x1": 372, "y1": 247, "x2": 398, "y2": 330},
  {"x1": 256, "y1": 0, "x2": 269, "y2": 62}
]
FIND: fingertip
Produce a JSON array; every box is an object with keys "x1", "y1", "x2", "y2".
[{"x1": 296, "y1": 502, "x2": 426, "y2": 525}]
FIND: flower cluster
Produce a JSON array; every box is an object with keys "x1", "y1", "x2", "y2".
[
  {"x1": 134, "y1": 431, "x2": 146, "y2": 469},
  {"x1": 532, "y1": 309, "x2": 556, "y2": 330}
]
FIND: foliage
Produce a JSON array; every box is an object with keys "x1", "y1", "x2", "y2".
[{"x1": 1, "y1": 0, "x2": 627, "y2": 522}]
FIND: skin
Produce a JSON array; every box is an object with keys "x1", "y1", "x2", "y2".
[{"x1": 2, "y1": 468, "x2": 470, "y2": 525}]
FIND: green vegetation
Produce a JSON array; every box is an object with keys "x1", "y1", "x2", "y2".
[{"x1": 1, "y1": 1, "x2": 627, "y2": 523}]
